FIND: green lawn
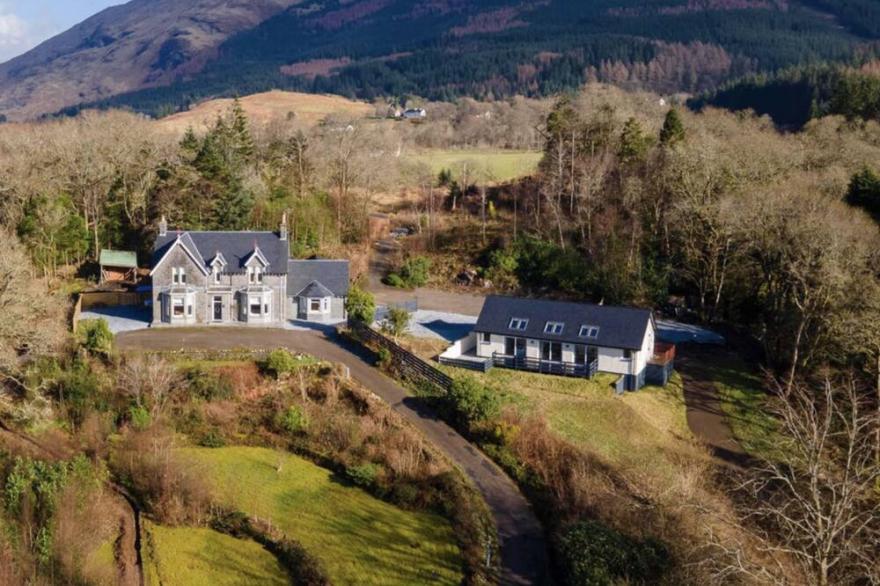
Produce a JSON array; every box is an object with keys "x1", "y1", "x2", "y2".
[
  {"x1": 450, "y1": 366, "x2": 703, "y2": 474},
  {"x1": 683, "y1": 353, "x2": 782, "y2": 461},
  {"x1": 180, "y1": 446, "x2": 463, "y2": 585},
  {"x1": 407, "y1": 149, "x2": 542, "y2": 182},
  {"x1": 143, "y1": 521, "x2": 288, "y2": 586}
]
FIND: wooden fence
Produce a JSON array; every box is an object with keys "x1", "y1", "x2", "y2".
[
  {"x1": 80, "y1": 291, "x2": 148, "y2": 311},
  {"x1": 71, "y1": 295, "x2": 83, "y2": 333},
  {"x1": 350, "y1": 322, "x2": 454, "y2": 392}
]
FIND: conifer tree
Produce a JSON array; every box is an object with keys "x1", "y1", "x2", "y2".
[{"x1": 659, "y1": 108, "x2": 686, "y2": 146}]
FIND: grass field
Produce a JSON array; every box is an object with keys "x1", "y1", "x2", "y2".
[
  {"x1": 407, "y1": 149, "x2": 542, "y2": 182},
  {"x1": 143, "y1": 521, "x2": 288, "y2": 586},
  {"x1": 448, "y1": 366, "x2": 703, "y2": 475},
  {"x1": 180, "y1": 446, "x2": 462, "y2": 585}
]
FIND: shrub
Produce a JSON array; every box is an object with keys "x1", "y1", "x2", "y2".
[
  {"x1": 275, "y1": 405, "x2": 308, "y2": 434},
  {"x1": 399, "y1": 256, "x2": 431, "y2": 288},
  {"x1": 346, "y1": 463, "x2": 379, "y2": 488},
  {"x1": 77, "y1": 319, "x2": 113, "y2": 356},
  {"x1": 448, "y1": 376, "x2": 500, "y2": 429},
  {"x1": 198, "y1": 430, "x2": 226, "y2": 448},
  {"x1": 381, "y1": 308, "x2": 410, "y2": 341},
  {"x1": 376, "y1": 348, "x2": 392, "y2": 371},
  {"x1": 129, "y1": 405, "x2": 151, "y2": 430},
  {"x1": 264, "y1": 349, "x2": 299, "y2": 379},
  {"x1": 184, "y1": 366, "x2": 234, "y2": 401},
  {"x1": 54, "y1": 363, "x2": 103, "y2": 427},
  {"x1": 559, "y1": 521, "x2": 670, "y2": 586},
  {"x1": 383, "y1": 273, "x2": 406, "y2": 288},
  {"x1": 345, "y1": 285, "x2": 376, "y2": 324}
]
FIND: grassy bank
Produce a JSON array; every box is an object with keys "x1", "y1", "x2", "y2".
[
  {"x1": 142, "y1": 521, "x2": 289, "y2": 586},
  {"x1": 180, "y1": 446, "x2": 463, "y2": 586}
]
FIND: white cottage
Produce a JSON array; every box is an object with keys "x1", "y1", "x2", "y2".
[{"x1": 466, "y1": 296, "x2": 672, "y2": 391}]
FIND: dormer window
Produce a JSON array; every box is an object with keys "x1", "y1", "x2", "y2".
[
  {"x1": 172, "y1": 267, "x2": 186, "y2": 285},
  {"x1": 579, "y1": 325, "x2": 600, "y2": 339},
  {"x1": 248, "y1": 266, "x2": 264, "y2": 284},
  {"x1": 509, "y1": 318, "x2": 529, "y2": 331},
  {"x1": 544, "y1": 322, "x2": 564, "y2": 335},
  {"x1": 213, "y1": 267, "x2": 221, "y2": 284}
]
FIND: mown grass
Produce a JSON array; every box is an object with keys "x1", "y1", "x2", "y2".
[
  {"x1": 684, "y1": 352, "x2": 782, "y2": 461},
  {"x1": 180, "y1": 446, "x2": 463, "y2": 586},
  {"x1": 446, "y1": 365, "x2": 702, "y2": 475},
  {"x1": 407, "y1": 149, "x2": 542, "y2": 182},
  {"x1": 142, "y1": 521, "x2": 288, "y2": 586}
]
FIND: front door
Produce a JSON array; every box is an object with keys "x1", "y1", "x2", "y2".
[
  {"x1": 213, "y1": 296, "x2": 223, "y2": 321},
  {"x1": 541, "y1": 341, "x2": 562, "y2": 362},
  {"x1": 515, "y1": 338, "x2": 526, "y2": 357}
]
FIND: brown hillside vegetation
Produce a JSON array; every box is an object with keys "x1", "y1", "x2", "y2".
[{"x1": 156, "y1": 91, "x2": 374, "y2": 135}]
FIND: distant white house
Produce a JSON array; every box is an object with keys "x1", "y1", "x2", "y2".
[{"x1": 402, "y1": 108, "x2": 427, "y2": 120}]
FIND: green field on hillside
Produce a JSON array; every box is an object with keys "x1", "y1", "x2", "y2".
[
  {"x1": 143, "y1": 522, "x2": 288, "y2": 586},
  {"x1": 408, "y1": 150, "x2": 542, "y2": 182},
  {"x1": 180, "y1": 446, "x2": 462, "y2": 585}
]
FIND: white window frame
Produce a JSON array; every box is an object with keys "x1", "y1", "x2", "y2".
[
  {"x1": 310, "y1": 298, "x2": 322, "y2": 312},
  {"x1": 248, "y1": 292, "x2": 271, "y2": 318},
  {"x1": 579, "y1": 325, "x2": 600, "y2": 339},
  {"x1": 481, "y1": 332, "x2": 491, "y2": 344},
  {"x1": 172, "y1": 297, "x2": 185, "y2": 317},
  {"x1": 213, "y1": 267, "x2": 221, "y2": 284},
  {"x1": 172, "y1": 267, "x2": 187, "y2": 285},
  {"x1": 508, "y1": 318, "x2": 529, "y2": 331},
  {"x1": 544, "y1": 321, "x2": 564, "y2": 335}
]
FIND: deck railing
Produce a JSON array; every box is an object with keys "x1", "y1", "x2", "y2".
[
  {"x1": 492, "y1": 353, "x2": 598, "y2": 379},
  {"x1": 649, "y1": 342, "x2": 676, "y2": 365}
]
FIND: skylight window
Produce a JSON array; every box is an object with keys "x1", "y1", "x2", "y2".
[
  {"x1": 544, "y1": 322, "x2": 564, "y2": 335},
  {"x1": 579, "y1": 325, "x2": 600, "y2": 339},
  {"x1": 509, "y1": 318, "x2": 529, "y2": 331}
]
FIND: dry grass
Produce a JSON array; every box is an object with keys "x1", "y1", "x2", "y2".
[{"x1": 156, "y1": 90, "x2": 373, "y2": 135}]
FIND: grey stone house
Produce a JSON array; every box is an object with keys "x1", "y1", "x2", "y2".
[{"x1": 150, "y1": 216, "x2": 349, "y2": 327}]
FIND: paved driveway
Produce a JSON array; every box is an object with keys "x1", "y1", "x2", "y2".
[
  {"x1": 116, "y1": 328, "x2": 548, "y2": 585},
  {"x1": 80, "y1": 305, "x2": 151, "y2": 334},
  {"x1": 407, "y1": 310, "x2": 477, "y2": 342}
]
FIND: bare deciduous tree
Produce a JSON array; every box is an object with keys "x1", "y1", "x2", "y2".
[
  {"x1": 743, "y1": 376, "x2": 880, "y2": 586},
  {"x1": 117, "y1": 354, "x2": 181, "y2": 417}
]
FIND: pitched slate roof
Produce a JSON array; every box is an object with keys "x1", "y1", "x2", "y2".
[
  {"x1": 475, "y1": 295, "x2": 653, "y2": 350},
  {"x1": 288, "y1": 260, "x2": 350, "y2": 297},
  {"x1": 297, "y1": 281, "x2": 336, "y2": 298},
  {"x1": 152, "y1": 231, "x2": 289, "y2": 274}
]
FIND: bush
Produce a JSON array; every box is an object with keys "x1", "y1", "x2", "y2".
[
  {"x1": 275, "y1": 405, "x2": 308, "y2": 434},
  {"x1": 383, "y1": 273, "x2": 406, "y2": 288},
  {"x1": 77, "y1": 319, "x2": 113, "y2": 356},
  {"x1": 54, "y1": 363, "x2": 103, "y2": 426},
  {"x1": 345, "y1": 285, "x2": 376, "y2": 324},
  {"x1": 184, "y1": 366, "x2": 234, "y2": 401},
  {"x1": 264, "y1": 349, "x2": 299, "y2": 379},
  {"x1": 559, "y1": 520, "x2": 670, "y2": 586},
  {"x1": 381, "y1": 308, "x2": 410, "y2": 341},
  {"x1": 376, "y1": 348, "x2": 392, "y2": 371},
  {"x1": 346, "y1": 463, "x2": 379, "y2": 488},
  {"x1": 399, "y1": 256, "x2": 431, "y2": 288},
  {"x1": 129, "y1": 405, "x2": 151, "y2": 430},
  {"x1": 448, "y1": 376, "x2": 500, "y2": 429},
  {"x1": 198, "y1": 430, "x2": 226, "y2": 448}
]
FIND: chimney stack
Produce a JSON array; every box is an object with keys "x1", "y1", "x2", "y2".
[
  {"x1": 280, "y1": 211, "x2": 288, "y2": 241},
  {"x1": 159, "y1": 215, "x2": 168, "y2": 237}
]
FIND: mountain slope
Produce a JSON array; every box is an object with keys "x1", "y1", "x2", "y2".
[
  {"x1": 0, "y1": 0, "x2": 303, "y2": 121},
  {"x1": 0, "y1": 0, "x2": 876, "y2": 120}
]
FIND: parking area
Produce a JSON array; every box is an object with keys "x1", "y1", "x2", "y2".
[
  {"x1": 79, "y1": 305, "x2": 151, "y2": 334},
  {"x1": 656, "y1": 320, "x2": 725, "y2": 345},
  {"x1": 405, "y1": 310, "x2": 477, "y2": 342}
]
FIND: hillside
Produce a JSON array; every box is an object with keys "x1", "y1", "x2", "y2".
[
  {"x1": 0, "y1": 0, "x2": 877, "y2": 120},
  {"x1": 155, "y1": 90, "x2": 374, "y2": 134}
]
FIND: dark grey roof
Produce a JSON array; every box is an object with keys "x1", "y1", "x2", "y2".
[
  {"x1": 288, "y1": 260, "x2": 350, "y2": 297},
  {"x1": 153, "y1": 231, "x2": 289, "y2": 274},
  {"x1": 475, "y1": 295, "x2": 653, "y2": 350},
  {"x1": 297, "y1": 281, "x2": 336, "y2": 298}
]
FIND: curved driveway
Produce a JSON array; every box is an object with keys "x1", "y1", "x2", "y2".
[{"x1": 116, "y1": 327, "x2": 548, "y2": 585}]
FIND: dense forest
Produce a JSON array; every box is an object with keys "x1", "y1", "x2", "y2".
[
  {"x1": 62, "y1": 0, "x2": 876, "y2": 119},
  {"x1": 690, "y1": 61, "x2": 880, "y2": 127}
]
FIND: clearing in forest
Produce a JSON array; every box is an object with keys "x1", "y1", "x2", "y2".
[{"x1": 407, "y1": 149, "x2": 542, "y2": 182}]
